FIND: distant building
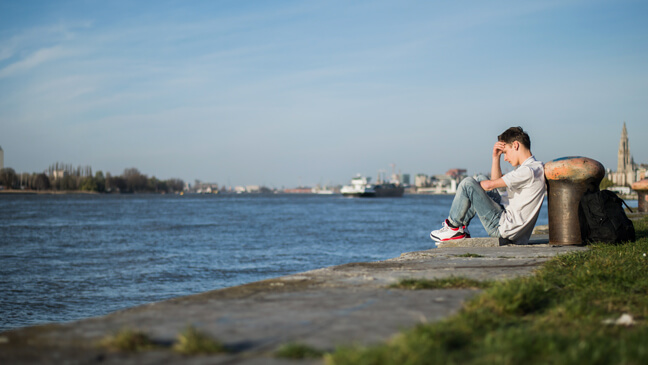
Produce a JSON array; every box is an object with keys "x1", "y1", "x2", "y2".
[
  {"x1": 415, "y1": 174, "x2": 457, "y2": 194},
  {"x1": 283, "y1": 187, "x2": 313, "y2": 194},
  {"x1": 232, "y1": 185, "x2": 263, "y2": 193},
  {"x1": 433, "y1": 175, "x2": 457, "y2": 194},
  {"x1": 0, "y1": 145, "x2": 3, "y2": 170},
  {"x1": 415, "y1": 174, "x2": 430, "y2": 188},
  {"x1": 401, "y1": 173, "x2": 410, "y2": 185},
  {"x1": 445, "y1": 168, "x2": 467, "y2": 179},
  {"x1": 607, "y1": 123, "x2": 644, "y2": 186},
  {"x1": 193, "y1": 180, "x2": 219, "y2": 194},
  {"x1": 51, "y1": 170, "x2": 68, "y2": 179}
]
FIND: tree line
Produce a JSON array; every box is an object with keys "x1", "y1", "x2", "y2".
[{"x1": 0, "y1": 164, "x2": 184, "y2": 193}]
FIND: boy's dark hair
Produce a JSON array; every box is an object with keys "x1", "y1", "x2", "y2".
[{"x1": 498, "y1": 126, "x2": 531, "y2": 150}]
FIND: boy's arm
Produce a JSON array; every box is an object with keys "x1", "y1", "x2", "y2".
[
  {"x1": 491, "y1": 141, "x2": 506, "y2": 180},
  {"x1": 481, "y1": 178, "x2": 507, "y2": 191}
]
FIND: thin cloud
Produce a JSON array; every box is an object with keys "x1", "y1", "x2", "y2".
[
  {"x1": 0, "y1": 21, "x2": 90, "y2": 62},
  {"x1": 0, "y1": 46, "x2": 67, "y2": 78},
  {"x1": 0, "y1": 46, "x2": 12, "y2": 62}
]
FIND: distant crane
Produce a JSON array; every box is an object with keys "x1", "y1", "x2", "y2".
[{"x1": 377, "y1": 169, "x2": 386, "y2": 184}]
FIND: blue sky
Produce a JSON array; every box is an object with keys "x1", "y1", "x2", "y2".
[{"x1": 1, "y1": 0, "x2": 646, "y2": 187}]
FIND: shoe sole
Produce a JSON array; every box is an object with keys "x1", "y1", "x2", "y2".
[{"x1": 430, "y1": 232, "x2": 469, "y2": 242}]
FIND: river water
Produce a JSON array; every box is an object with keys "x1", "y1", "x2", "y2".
[{"x1": 1, "y1": 193, "x2": 549, "y2": 331}]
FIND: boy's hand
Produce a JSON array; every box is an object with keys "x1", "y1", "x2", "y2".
[{"x1": 493, "y1": 142, "x2": 506, "y2": 159}]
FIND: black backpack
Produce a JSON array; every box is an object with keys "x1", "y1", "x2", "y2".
[{"x1": 579, "y1": 190, "x2": 635, "y2": 244}]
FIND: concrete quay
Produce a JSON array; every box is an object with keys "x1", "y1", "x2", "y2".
[{"x1": 1, "y1": 232, "x2": 587, "y2": 365}]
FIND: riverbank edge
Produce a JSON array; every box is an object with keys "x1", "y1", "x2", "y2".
[
  {"x1": 0, "y1": 189, "x2": 100, "y2": 195},
  {"x1": 0, "y1": 226, "x2": 601, "y2": 364}
]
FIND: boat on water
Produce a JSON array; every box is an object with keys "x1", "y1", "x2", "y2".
[
  {"x1": 373, "y1": 182, "x2": 405, "y2": 197},
  {"x1": 341, "y1": 175, "x2": 404, "y2": 198},
  {"x1": 341, "y1": 176, "x2": 376, "y2": 197}
]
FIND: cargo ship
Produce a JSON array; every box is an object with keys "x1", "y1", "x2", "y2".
[{"x1": 341, "y1": 175, "x2": 404, "y2": 198}]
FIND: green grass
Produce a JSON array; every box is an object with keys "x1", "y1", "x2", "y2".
[
  {"x1": 455, "y1": 253, "x2": 485, "y2": 258},
  {"x1": 172, "y1": 326, "x2": 227, "y2": 355},
  {"x1": 391, "y1": 277, "x2": 493, "y2": 290},
  {"x1": 100, "y1": 326, "x2": 226, "y2": 355},
  {"x1": 275, "y1": 342, "x2": 325, "y2": 359},
  {"x1": 327, "y1": 217, "x2": 648, "y2": 365},
  {"x1": 99, "y1": 328, "x2": 158, "y2": 352}
]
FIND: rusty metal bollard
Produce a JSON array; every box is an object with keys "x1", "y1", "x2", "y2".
[
  {"x1": 631, "y1": 179, "x2": 648, "y2": 213},
  {"x1": 544, "y1": 156, "x2": 605, "y2": 245}
]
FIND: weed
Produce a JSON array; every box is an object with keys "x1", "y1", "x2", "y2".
[
  {"x1": 391, "y1": 277, "x2": 493, "y2": 290},
  {"x1": 455, "y1": 253, "x2": 485, "y2": 258},
  {"x1": 275, "y1": 342, "x2": 325, "y2": 359},
  {"x1": 173, "y1": 326, "x2": 226, "y2": 355},
  {"x1": 99, "y1": 328, "x2": 157, "y2": 352}
]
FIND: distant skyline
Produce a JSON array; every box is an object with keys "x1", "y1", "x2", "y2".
[{"x1": 1, "y1": 0, "x2": 647, "y2": 187}]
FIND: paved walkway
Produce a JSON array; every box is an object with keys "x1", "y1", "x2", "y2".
[{"x1": 0, "y1": 234, "x2": 587, "y2": 364}]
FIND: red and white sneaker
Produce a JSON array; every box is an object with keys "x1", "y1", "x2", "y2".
[{"x1": 430, "y1": 219, "x2": 469, "y2": 242}]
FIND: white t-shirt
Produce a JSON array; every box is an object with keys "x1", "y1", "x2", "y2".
[{"x1": 498, "y1": 156, "x2": 546, "y2": 244}]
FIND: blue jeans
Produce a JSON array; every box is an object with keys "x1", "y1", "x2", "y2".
[{"x1": 447, "y1": 175, "x2": 503, "y2": 238}]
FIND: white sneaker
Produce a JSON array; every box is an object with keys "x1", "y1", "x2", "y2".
[{"x1": 430, "y1": 219, "x2": 469, "y2": 242}]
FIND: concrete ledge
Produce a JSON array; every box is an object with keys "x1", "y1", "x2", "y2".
[
  {"x1": 435, "y1": 234, "x2": 550, "y2": 248},
  {"x1": 0, "y1": 235, "x2": 588, "y2": 365},
  {"x1": 439, "y1": 214, "x2": 645, "y2": 249}
]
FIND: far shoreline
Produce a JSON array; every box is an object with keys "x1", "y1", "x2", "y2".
[{"x1": 0, "y1": 189, "x2": 100, "y2": 195}]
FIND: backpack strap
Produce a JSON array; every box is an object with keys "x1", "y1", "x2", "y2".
[{"x1": 619, "y1": 197, "x2": 634, "y2": 213}]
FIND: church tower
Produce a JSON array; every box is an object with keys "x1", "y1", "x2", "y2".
[
  {"x1": 617, "y1": 122, "x2": 631, "y2": 174},
  {"x1": 612, "y1": 122, "x2": 637, "y2": 187}
]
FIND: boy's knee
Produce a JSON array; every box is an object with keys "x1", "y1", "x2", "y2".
[{"x1": 459, "y1": 177, "x2": 479, "y2": 189}]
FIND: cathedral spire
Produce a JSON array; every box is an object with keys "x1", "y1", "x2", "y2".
[
  {"x1": 618, "y1": 123, "x2": 630, "y2": 173},
  {"x1": 611, "y1": 122, "x2": 639, "y2": 187}
]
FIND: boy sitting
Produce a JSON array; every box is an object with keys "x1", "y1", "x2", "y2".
[{"x1": 430, "y1": 126, "x2": 546, "y2": 245}]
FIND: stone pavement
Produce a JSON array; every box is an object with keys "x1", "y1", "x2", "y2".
[{"x1": 0, "y1": 233, "x2": 587, "y2": 364}]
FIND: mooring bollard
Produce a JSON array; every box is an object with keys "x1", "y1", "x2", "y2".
[
  {"x1": 631, "y1": 179, "x2": 648, "y2": 213},
  {"x1": 544, "y1": 156, "x2": 605, "y2": 245}
]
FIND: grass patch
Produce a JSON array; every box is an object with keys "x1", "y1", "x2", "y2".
[
  {"x1": 275, "y1": 342, "x2": 325, "y2": 359},
  {"x1": 391, "y1": 277, "x2": 493, "y2": 290},
  {"x1": 455, "y1": 253, "x2": 485, "y2": 258},
  {"x1": 327, "y1": 217, "x2": 648, "y2": 364},
  {"x1": 99, "y1": 328, "x2": 158, "y2": 352},
  {"x1": 172, "y1": 326, "x2": 227, "y2": 355}
]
